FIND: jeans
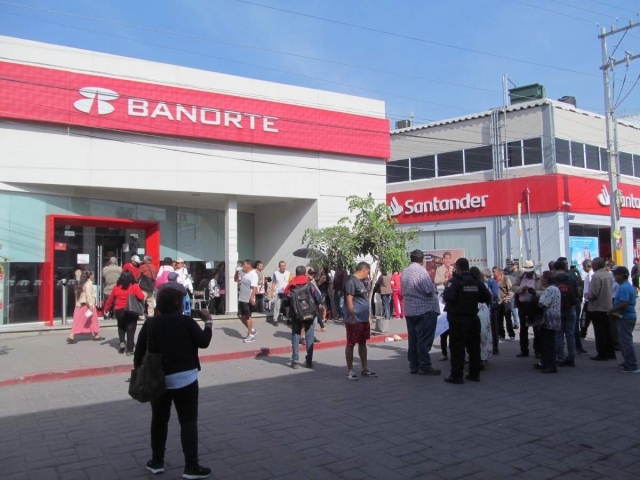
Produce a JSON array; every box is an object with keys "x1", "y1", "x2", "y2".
[
  {"x1": 517, "y1": 305, "x2": 541, "y2": 355},
  {"x1": 291, "y1": 320, "x2": 315, "y2": 364},
  {"x1": 539, "y1": 328, "x2": 557, "y2": 370},
  {"x1": 448, "y1": 314, "x2": 481, "y2": 379},
  {"x1": 151, "y1": 380, "x2": 199, "y2": 467},
  {"x1": 334, "y1": 292, "x2": 345, "y2": 319},
  {"x1": 591, "y1": 311, "x2": 616, "y2": 359},
  {"x1": 574, "y1": 302, "x2": 584, "y2": 350},
  {"x1": 618, "y1": 317, "x2": 638, "y2": 370},
  {"x1": 115, "y1": 309, "x2": 138, "y2": 352},
  {"x1": 511, "y1": 299, "x2": 520, "y2": 328},
  {"x1": 381, "y1": 294, "x2": 391, "y2": 320},
  {"x1": 405, "y1": 311, "x2": 438, "y2": 371},
  {"x1": 556, "y1": 307, "x2": 576, "y2": 362}
]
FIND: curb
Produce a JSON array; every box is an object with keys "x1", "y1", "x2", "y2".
[{"x1": 0, "y1": 333, "x2": 407, "y2": 387}]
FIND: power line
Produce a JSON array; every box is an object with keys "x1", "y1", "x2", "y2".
[
  {"x1": 615, "y1": 74, "x2": 640, "y2": 109},
  {"x1": 589, "y1": 0, "x2": 639, "y2": 15},
  {"x1": 0, "y1": 2, "x2": 501, "y2": 96},
  {"x1": 508, "y1": 0, "x2": 595, "y2": 24},
  {"x1": 549, "y1": 0, "x2": 621, "y2": 20},
  {"x1": 233, "y1": 0, "x2": 600, "y2": 78}
]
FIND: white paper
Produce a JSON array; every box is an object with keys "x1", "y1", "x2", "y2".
[{"x1": 77, "y1": 254, "x2": 90, "y2": 265}]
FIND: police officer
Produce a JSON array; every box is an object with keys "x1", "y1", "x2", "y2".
[{"x1": 443, "y1": 258, "x2": 492, "y2": 384}]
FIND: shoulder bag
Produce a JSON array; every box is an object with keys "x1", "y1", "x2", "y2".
[
  {"x1": 139, "y1": 264, "x2": 156, "y2": 292},
  {"x1": 125, "y1": 287, "x2": 145, "y2": 316},
  {"x1": 128, "y1": 319, "x2": 166, "y2": 403}
]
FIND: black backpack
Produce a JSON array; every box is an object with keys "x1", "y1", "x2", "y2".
[
  {"x1": 556, "y1": 278, "x2": 576, "y2": 308},
  {"x1": 291, "y1": 283, "x2": 318, "y2": 322}
]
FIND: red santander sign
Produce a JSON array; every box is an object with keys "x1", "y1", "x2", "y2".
[
  {"x1": 388, "y1": 174, "x2": 640, "y2": 223},
  {"x1": 0, "y1": 61, "x2": 389, "y2": 159}
]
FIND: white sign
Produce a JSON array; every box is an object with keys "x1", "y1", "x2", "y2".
[
  {"x1": 63, "y1": 230, "x2": 76, "y2": 237},
  {"x1": 389, "y1": 194, "x2": 489, "y2": 217},
  {"x1": 77, "y1": 254, "x2": 90, "y2": 265}
]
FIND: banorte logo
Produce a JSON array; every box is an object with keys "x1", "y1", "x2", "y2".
[
  {"x1": 388, "y1": 197, "x2": 403, "y2": 216},
  {"x1": 73, "y1": 87, "x2": 119, "y2": 115}
]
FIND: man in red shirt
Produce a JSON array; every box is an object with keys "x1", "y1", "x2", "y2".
[{"x1": 123, "y1": 255, "x2": 141, "y2": 281}]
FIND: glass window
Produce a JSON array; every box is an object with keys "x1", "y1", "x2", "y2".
[
  {"x1": 437, "y1": 150, "x2": 464, "y2": 176},
  {"x1": 411, "y1": 155, "x2": 436, "y2": 180},
  {"x1": 555, "y1": 138, "x2": 571, "y2": 165},
  {"x1": 619, "y1": 152, "x2": 633, "y2": 176},
  {"x1": 507, "y1": 141, "x2": 523, "y2": 167},
  {"x1": 571, "y1": 142, "x2": 585, "y2": 168},
  {"x1": 600, "y1": 148, "x2": 609, "y2": 172},
  {"x1": 585, "y1": 144, "x2": 600, "y2": 170},
  {"x1": 435, "y1": 228, "x2": 488, "y2": 268},
  {"x1": 634, "y1": 154, "x2": 640, "y2": 179},
  {"x1": 386, "y1": 159, "x2": 409, "y2": 183},
  {"x1": 464, "y1": 145, "x2": 493, "y2": 173},
  {"x1": 523, "y1": 138, "x2": 543, "y2": 165}
]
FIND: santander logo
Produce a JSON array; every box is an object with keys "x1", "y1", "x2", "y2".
[
  {"x1": 388, "y1": 197, "x2": 403, "y2": 216},
  {"x1": 73, "y1": 87, "x2": 119, "y2": 115},
  {"x1": 598, "y1": 184, "x2": 640, "y2": 209}
]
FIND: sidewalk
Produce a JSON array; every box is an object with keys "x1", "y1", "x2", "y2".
[{"x1": 0, "y1": 316, "x2": 408, "y2": 385}]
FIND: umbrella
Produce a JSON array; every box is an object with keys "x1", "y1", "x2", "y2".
[{"x1": 293, "y1": 247, "x2": 326, "y2": 259}]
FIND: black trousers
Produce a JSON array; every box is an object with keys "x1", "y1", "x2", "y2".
[
  {"x1": 497, "y1": 303, "x2": 515, "y2": 338},
  {"x1": 151, "y1": 380, "x2": 199, "y2": 467},
  {"x1": 580, "y1": 302, "x2": 592, "y2": 337},
  {"x1": 115, "y1": 309, "x2": 138, "y2": 352},
  {"x1": 448, "y1": 314, "x2": 481, "y2": 379},
  {"x1": 518, "y1": 306, "x2": 541, "y2": 355},
  {"x1": 539, "y1": 327, "x2": 556, "y2": 369},
  {"x1": 592, "y1": 311, "x2": 616, "y2": 359},
  {"x1": 440, "y1": 332, "x2": 449, "y2": 357}
]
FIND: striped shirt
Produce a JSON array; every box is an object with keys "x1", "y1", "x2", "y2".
[{"x1": 401, "y1": 262, "x2": 440, "y2": 317}]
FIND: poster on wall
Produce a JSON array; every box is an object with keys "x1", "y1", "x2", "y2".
[
  {"x1": 423, "y1": 249, "x2": 465, "y2": 286},
  {"x1": 569, "y1": 236, "x2": 599, "y2": 274}
]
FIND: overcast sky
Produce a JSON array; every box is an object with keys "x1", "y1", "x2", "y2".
[{"x1": 1, "y1": 0, "x2": 639, "y2": 126}]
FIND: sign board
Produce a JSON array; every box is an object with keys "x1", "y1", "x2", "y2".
[
  {"x1": 569, "y1": 236, "x2": 599, "y2": 275},
  {"x1": 54, "y1": 242, "x2": 67, "y2": 251},
  {"x1": 423, "y1": 249, "x2": 465, "y2": 286},
  {"x1": 77, "y1": 254, "x2": 90, "y2": 265},
  {"x1": 63, "y1": 230, "x2": 76, "y2": 237}
]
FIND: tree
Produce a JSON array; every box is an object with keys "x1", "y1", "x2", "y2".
[
  {"x1": 346, "y1": 195, "x2": 421, "y2": 304},
  {"x1": 302, "y1": 223, "x2": 359, "y2": 272}
]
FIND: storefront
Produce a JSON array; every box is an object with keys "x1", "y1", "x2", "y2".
[
  {"x1": 387, "y1": 98, "x2": 640, "y2": 271},
  {"x1": 0, "y1": 36, "x2": 389, "y2": 325}
]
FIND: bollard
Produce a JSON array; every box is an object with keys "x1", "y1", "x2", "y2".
[{"x1": 61, "y1": 280, "x2": 67, "y2": 325}]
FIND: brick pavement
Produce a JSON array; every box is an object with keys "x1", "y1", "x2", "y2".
[{"x1": 1, "y1": 330, "x2": 639, "y2": 479}]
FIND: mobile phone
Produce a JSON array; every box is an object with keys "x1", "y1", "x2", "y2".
[{"x1": 191, "y1": 310, "x2": 203, "y2": 319}]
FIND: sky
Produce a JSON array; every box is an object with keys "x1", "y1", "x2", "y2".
[{"x1": 0, "y1": 0, "x2": 639, "y2": 128}]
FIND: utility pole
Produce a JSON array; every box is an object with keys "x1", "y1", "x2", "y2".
[{"x1": 599, "y1": 21, "x2": 640, "y2": 265}]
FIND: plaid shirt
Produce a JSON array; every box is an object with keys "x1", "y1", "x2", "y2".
[{"x1": 401, "y1": 262, "x2": 440, "y2": 316}]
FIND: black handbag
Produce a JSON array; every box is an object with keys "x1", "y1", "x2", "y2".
[
  {"x1": 138, "y1": 265, "x2": 156, "y2": 292},
  {"x1": 128, "y1": 319, "x2": 166, "y2": 403},
  {"x1": 125, "y1": 292, "x2": 145, "y2": 316}
]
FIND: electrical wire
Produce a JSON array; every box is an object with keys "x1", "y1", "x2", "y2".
[
  {"x1": 0, "y1": 3, "x2": 501, "y2": 95},
  {"x1": 233, "y1": 0, "x2": 600, "y2": 78},
  {"x1": 589, "y1": 0, "x2": 639, "y2": 15},
  {"x1": 615, "y1": 74, "x2": 640, "y2": 109},
  {"x1": 508, "y1": 0, "x2": 596, "y2": 24},
  {"x1": 549, "y1": 0, "x2": 621, "y2": 20}
]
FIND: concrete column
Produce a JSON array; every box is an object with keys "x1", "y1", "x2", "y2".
[{"x1": 225, "y1": 196, "x2": 238, "y2": 314}]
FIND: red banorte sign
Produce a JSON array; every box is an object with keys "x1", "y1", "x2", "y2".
[
  {"x1": 0, "y1": 61, "x2": 390, "y2": 159},
  {"x1": 387, "y1": 174, "x2": 640, "y2": 223}
]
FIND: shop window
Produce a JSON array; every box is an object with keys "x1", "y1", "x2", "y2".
[
  {"x1": 410, "y1": 155, "x2": 436, "y2": 180},
  {"x1": 620, "y1": 152, "x2": 633, "y2": 177},
  {"x1": 507, "y1": 140, "x2": 523, "y2": 167},
  {"x1": 600, "y1": 147, "x2": 609, "y2": 172},
  {"x1": 555, "y1": 138, "x2": 571, "y2": 165},
  {"x1": 522, "y1": 138, "x2": 543, "y2": 165},
  {"x1": 437, "y1": 150, "x2": 464, "y2": 176},
  {"x1": 386, "y1": 159, "x2": 409, "y2": 183},
  {"x1": 585, "y1": 144, "x2": 600, "y2": 170},
  {"x1": 634, "y1": 154, "x2": 640, "y2": 179},
  {"x1": 571, "y1": 141, "x2": 585, "y2": 168},
  {"x1": 464, "y1": 145, "x2": 493, "y2": 173}
]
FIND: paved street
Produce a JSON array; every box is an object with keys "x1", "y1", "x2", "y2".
[{"x1": 1, "y1": 330, "x2": 640, "y2": 480}]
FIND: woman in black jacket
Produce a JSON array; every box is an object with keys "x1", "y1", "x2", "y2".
[{"x1": 134, "y1": 286, "x2": 213, "y2": 479}]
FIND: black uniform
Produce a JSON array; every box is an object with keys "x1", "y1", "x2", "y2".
[{"x1": 443, "y1": 271, "x2": 493, "y2": 380}]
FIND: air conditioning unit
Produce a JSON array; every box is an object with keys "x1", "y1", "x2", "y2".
[{"x1": 395, "y1": 119, "x2": 412, "y2": 130}]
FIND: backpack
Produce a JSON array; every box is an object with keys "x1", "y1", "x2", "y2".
[
  {"x1": 556, "y1": 278, "x2": 577, "y2": 308},
  {"x1": 291, "y1": 283, "x2": 318, "y2": 322}
]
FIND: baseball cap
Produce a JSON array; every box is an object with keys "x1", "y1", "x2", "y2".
[
  {"x1": 613, "y1": 266, "x2": 630, "y2": 277},
  {"x1": 131, "y1": 255, "x2": 141, "y2": 263},
  {"x1": 176, "y1": 257, "x2": 184, "y2": 263},
  {"x1": 168, "y1": 272, "x2": 179, "y2": 281}
]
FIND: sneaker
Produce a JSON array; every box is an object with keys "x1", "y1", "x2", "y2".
[
  {"x1": 126, "y1": 351, "x2": 134, "y2": 356},
  {"x1": 66, "y1": 337, "x2": 77, "y2": 344},
  {"x1": 576, "y1": 348, "x2": 589, "y2": 355},
  {"x1": 299, "y1": 338, "x2": 306, "y2": 345},
  {"x1": 314, "y1": 337, "x2": 321, "y2": 343},
  {"x1": 419, "y1": 368, "x2": 441, "y2": 376},
  {"x1": 273, "y1": 319, "x2": 278, "y2": 326},
  {"x1": 361, "y1": 368, "x2": 378, "y2": 377},
  {"x1": 444, "y1": 376, "x2": 463, "y2": 384},
  {"x1": 516, "y1": 352, "x2": 529, "y2": 358},
  {"x1": 346, "y1": 371, "x2": 358, "y2": 381},
  {"x1": 291, "y1": 362, "x2": 298, "y2": 369},
  {"x1": 304, "y1": 361, "x2": 313, "y2": 369},
  {"x1": 509, "y1": 336, "x2": 516, "y2": 341},
  {"x1": 251, "y1": 328, "x2": 258, "y2": 336},
  {"x1": 439, "y1": 356, "x2": 448, "y2": 361},
  {"x1": 243, "y1": 334, "x2": 256, "y2": 343},
  {"x1": 183, "y1": 464, "x2": 212, "y2": 479},
  {"x1": 146, "y1": 460, "x2": 165, "y2": 474},
  {"x1": 465, "y1": 374, "x2": 480, "y2": 382},
  {"x1": 119, "y1": 342, "x2": 125, "y2": 354},
  {"x1": 618, "y1": 367, "x2": 640, "y2": 374}
]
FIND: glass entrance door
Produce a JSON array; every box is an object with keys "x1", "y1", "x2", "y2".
[{"x1": 52, "y1": 225, "x2": 146, "y2": 319}]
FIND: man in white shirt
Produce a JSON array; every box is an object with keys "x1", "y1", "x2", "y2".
[
  {"x1": 580, "y1": 259, "x2": 594, "y2": 339},
  {"x1": 237, "y1": 259, "x2": 259, "y2": 343},
  {"x1": 174, "y1": 258, "x2": 193, "y2": 295},
  {"x1": 271, "y1": 261, "x2": 292, "y2": 326}
]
